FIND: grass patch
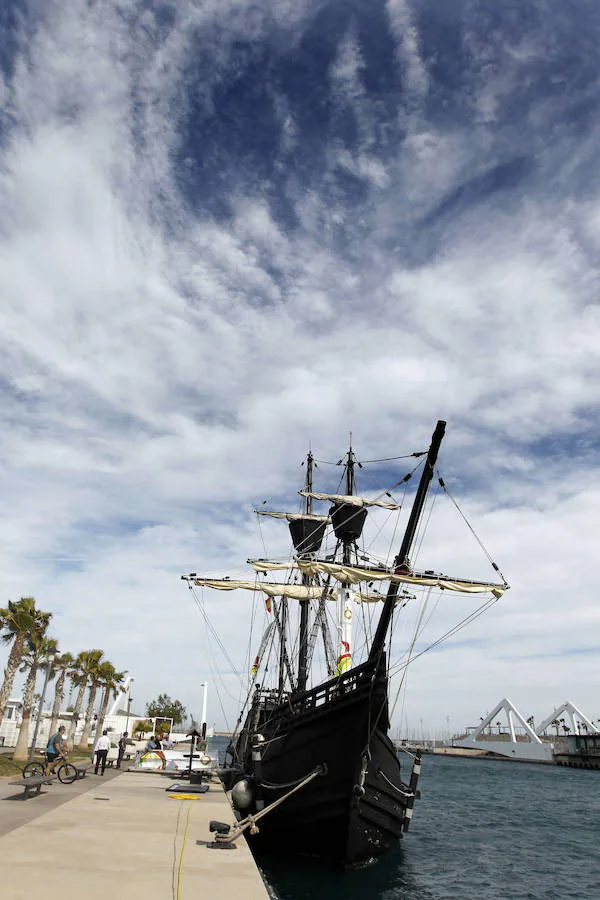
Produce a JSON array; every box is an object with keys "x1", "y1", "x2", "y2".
[
  {"x1": 0, "y1": 752, "x2": 92, "y2": 776},
  {"x1": 0, "y1": 756, "x2": 25, "y2": 777}
]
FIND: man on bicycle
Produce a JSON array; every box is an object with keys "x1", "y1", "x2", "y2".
[{"x1": 46, "y1": 725, "x2": 67, "y2": 775}]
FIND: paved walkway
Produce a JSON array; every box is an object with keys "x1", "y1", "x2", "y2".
[
  {"x1": 0, "y1": 771, "x2": 269, "y2": 900},
  {"x1": 0, "y1": 764, "x2": 119, "y2": 837}
]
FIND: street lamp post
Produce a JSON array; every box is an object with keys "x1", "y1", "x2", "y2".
[{"x1": 30, "y1": 650, "x2": 56, "y2": 758}]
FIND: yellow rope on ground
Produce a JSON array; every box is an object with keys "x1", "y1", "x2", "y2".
[{"x1": 176, "y1": 804, "x2": 192, "y2": 900}]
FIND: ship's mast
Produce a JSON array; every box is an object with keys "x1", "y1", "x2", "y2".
[
  {"x1": 296, "y1": 452, "x2": 314, "y2": 693},
  {"x1": 277, "y1": 599, "x2": 288, "y2": 696},
  {"x1": 368, "y1": 419, "x2": 446, "y2": 666},
  {"x1": 337, "y1": 444, "x2": 356, "y2": 674}
]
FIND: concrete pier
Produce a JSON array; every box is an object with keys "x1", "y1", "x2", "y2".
[{"x1": 0, "y1": 771, "x2": 270, "y2": 900}]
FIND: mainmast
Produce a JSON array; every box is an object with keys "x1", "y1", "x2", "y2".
[
  {"x1": 296, "y1": 452, "x2": 314, "y2": 693},
  {"x1": 368, "y1": 419, "x2": 446, "y2": 666}
]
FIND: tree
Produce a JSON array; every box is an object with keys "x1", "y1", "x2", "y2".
[
  {"x1": 77, "y1": 652, "x2": 106, "y2": 750},
  {"x1": 93, "y1": 662, "x2": 127, "y2": 745},
  {"x1": 48, "y1": 652, "x2": 75, "y2": 736},
  {"x1": 13, "y1": 634, "x2": 57, "y2": 761},
  {"x1": 133, "y1": 719, "x2": 152, "y2": 737},
  {"x1": 0, "y1": 597, "x2": 46, "y2": 723},
  {"x1": 67, "y1": 650, "x2": 104, "y2": 743},
  {"x1": 145, "y1": 694, "x2": 186, "y2": 726}
]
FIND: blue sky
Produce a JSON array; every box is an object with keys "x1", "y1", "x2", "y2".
[{"x1": 1, "y1": 0, "x2": 599, "y2": 732}]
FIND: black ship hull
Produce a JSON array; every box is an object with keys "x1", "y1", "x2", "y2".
[{"x1": 226, "y1": 659, "x2": 412, "y2": 867}]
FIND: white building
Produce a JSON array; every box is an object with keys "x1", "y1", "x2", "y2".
[
  {"x1": 0, "y1": 698, "x2": 23, "y2": 747},
  {"x1": 0, "y1": 677, "x2": 145, "y2": 749}
]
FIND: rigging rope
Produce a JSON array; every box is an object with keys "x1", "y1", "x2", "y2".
[
  {"x1": 189, "y1": 587, "x2": 243, "y2": 694},
  {"x1": 388, "y1": 593, "x2": 501, "y2": 678},
  {"x1": 314, "y1": 451, "x2": 426, "y2": 466},
  {"x1": 188, "y1": 586, "x2": 243, "y2": 740},
  {"x1": 389, "y1": 588, "x2": 434, "y2": 722},
  {"x1": 437, "y1": 471, "x2": 507, "y2": 582}
]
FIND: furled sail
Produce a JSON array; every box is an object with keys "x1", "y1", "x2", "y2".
[
  {"x1": 296, "y1": 561, "x2": 508, "y2": 598},
  {"x1": 186, "y1": 574, "x2": 387, "y2": 603},
  {"x1": 187, "y1": 577, "x2": 334, "y2": 601},
  {"x1": 298, "y1": 491, "x2": 401, "y2": 510},
  {"x1": 249, "y1": 559, "x2": 298, "y2": 572},
  {"x1": 247, "y1": 559, "x2": 507, "y2": 599},
  {"x1": 255, "y1": 511, "x2": 330, "y2": 522}
]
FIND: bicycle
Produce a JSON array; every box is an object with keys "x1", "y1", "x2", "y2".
[{"x1": 23, "y1": 752, "x2": 78, "y2": 784}]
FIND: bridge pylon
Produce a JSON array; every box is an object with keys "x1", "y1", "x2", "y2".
[{"x1": 453, "y1": 697, "x2": 554, "y2": 762}]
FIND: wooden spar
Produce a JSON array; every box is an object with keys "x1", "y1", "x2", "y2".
[{"x1": 367, "y1": 420, "x2": 446, "y2": 666}]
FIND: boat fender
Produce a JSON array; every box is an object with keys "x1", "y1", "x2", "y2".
[{"x1": 231, "y1": 778, "x2": 255, "y2": 811}]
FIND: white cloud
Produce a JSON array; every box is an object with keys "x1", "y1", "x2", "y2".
[{"x1": 1, "y1": 1, "x2": 599, "y2": 734}]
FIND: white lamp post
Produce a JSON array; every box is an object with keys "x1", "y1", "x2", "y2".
[{"x1": 30, "y1": 649, "x2": 56, "y2": 755}]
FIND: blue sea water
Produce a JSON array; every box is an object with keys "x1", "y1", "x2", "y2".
[{"x1": 256, "y1": 755, "x2": 600, "y2": 900}]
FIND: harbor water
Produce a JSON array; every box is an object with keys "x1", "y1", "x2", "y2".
[{"x1": 256, "y1": 754, "x2": 600, "y2": 900}]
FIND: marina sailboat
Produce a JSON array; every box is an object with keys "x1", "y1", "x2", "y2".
[{"x1": 183, "y1": 420, "x2": 508, "y2": 866}]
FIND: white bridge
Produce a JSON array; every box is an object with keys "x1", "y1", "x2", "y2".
[{"x1": 453, "y1": 698, "x2": 596, "y2": 763}]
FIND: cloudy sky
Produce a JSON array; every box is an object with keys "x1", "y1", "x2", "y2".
[{"x1": 1, "y1": 0, "x2": 599, "y2": 734}]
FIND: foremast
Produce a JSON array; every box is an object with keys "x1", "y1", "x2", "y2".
[{"x1": 367, "y1": 419, "x2": 446, "y2": 667}]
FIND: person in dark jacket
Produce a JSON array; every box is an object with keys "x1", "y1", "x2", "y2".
[{"x1": 117, "y1": 731, "x2": 128, "y2": 769}]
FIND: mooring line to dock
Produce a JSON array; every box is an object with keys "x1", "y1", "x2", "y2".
[{"x1": 172, "y1": 800, "x2": 192, "y2": 900}]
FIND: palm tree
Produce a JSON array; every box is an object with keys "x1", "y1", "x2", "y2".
[
  {"x1": 0, "y1": 597, "x2": 44, "y2": 723},
  {"x1": 93, "y1": 662, "x2": 127, "y2": 746},
  {"x1": 13, "y1": 634, "x2": 57, "y2": 761},
  {"x1": 66, "y1": 650, "x2": 104, "y2": 744},
  {"x1": 48, "y1": 652, "x2": 75, "y2": 736},
  {"x1": 77, "y1": 652, "x2": 105, "y2": 750}
]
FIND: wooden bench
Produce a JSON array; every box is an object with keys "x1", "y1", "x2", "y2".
[{"x1": 9, "y1": 775, "x2": 56, "y2": 798}]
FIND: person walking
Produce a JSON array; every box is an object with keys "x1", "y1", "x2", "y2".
[
  {"x1": 94, "y1": 730, "x2": 111, "y2": 775},
  {"x1": 116, "y1": 731, "x2": 128, "y2": 769}
]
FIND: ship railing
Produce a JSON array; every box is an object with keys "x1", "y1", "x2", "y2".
[{"x1": 278, "y1": 659, "x2": 384, "y2": 717}]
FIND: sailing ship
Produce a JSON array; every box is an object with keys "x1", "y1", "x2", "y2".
[{"x1": 182, "y1": 421, "x2": 509, "y2": 866}]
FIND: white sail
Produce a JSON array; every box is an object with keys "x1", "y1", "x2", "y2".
[
  {"x1": 188, "y1": 577, "x2": 335, "y2": 601},
  {"x1": 296, "y1": 561, "x2": 508, "y2": 598},
  {"x1": 187, "y1": 574, "x2": 387, "y2": 603},
  {"x1": 255, "y1": 510, "x2": 330, "y2": 522},
  {"x1": 298, "y1": 491, "x2": 401, "y2": 510},
  {"x1": 249, "y1": 559, "x2": 298, "y2": 572}
]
